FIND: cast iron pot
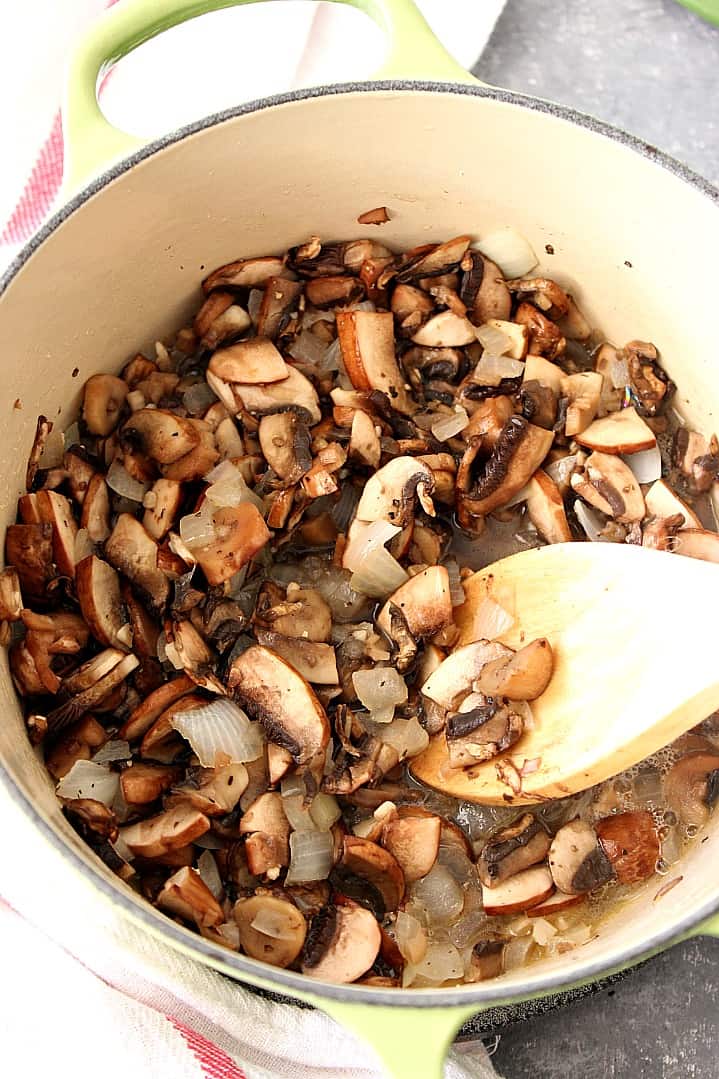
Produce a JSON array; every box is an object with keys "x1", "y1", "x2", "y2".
[{"x1": 2, "y1": 1, "x2": 719, "y2": 1075}]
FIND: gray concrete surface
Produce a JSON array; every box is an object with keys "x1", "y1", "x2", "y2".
[{"x1": 470, "y1": 2, "x2": 719, "y2": 1075}]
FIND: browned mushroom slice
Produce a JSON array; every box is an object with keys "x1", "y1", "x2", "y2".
[
  {"x1": 663, "y1": 751, "x2": 719, "y2": 827},
  {"x1": 397, "y1": 236, "x2": 471, "y2": 281},
  {"x1": 120, "y1": 673, "x2": 195, "y2": 741},
  {"x1": 193, "y1": 289, "x2": 235, "y2": 338},
  {"x1": 376, "y1": 566, "x2": 452, "y2": 644},
  {"x1": 625, "y1": 340, "x2": 674, "y2": 417},
  {"x1": 507, "y1": 277, "x2": 570, "y2": 318},
  {"x1": 120, "y1": 762, "x2": 182, "y2": 804},
  {"x1": 143, "y1": 478, "x2": 183, "y2": 540},
  {"x1": 561, "y1": 371, "x2": 603, "y2": 437},
  {"x1": 468, "y1": 938, "x2": 506, "y2": 981},
  {"x1": 83, "y1": 374, "x2": 128, "y2": 436},
  {"x1": 301, "y1": 901, "x2": 380, "y2": 983},
  {"x1": 5, "y1": 522, "x2": 55, "y2": 600},
  {"x1": 239, "y1": 791, "x2": 290, "y2": 877},
  {"x1": 254, "y1": 629, "x2": 338, "y2": 685},
  {"x1": 458, "y1": 417, "x2": 554, "y2": 518},
  {"x1": 460, "y1": 251, "x2": 512, "y2": 324},
  {"x1": 228, "y1": 645, "x2": 330, "y2": 764},
  {"x1": 121, "y1": 409, "x2": 200, "y2": 465},
  {"x1": 64, "y1": 448, "x2": 96, "y2": 507},
  {"x1": 229, "y1": 366, "x2": 322, "y2": 425},
  {"x1": 571, "y1": 451, "x2": 645, "y2": 523},
  {"x1": 258, "y1": 411, "x2": 312, "y2": 483},
  {"x1": 421, "y1": 640, "x2": 511, "y2": 710},
  {"x1": 644, "y1": 480, "x2": 701, "y2": 529},
  {"x1": 672, "y1": 528, "x2": 719, "y2": 563},
  {"x1": 336, "y1": 310, "x2": 413, "y2": 415},
  {"x1": 105, "y1": 513, "x2": 169, "y2": 615},
  {"x1": 47, "y1": 651, "x2": 139, "y2": 734},
  {"x1": 76, "y1": 555, "x2": 128, "y2": 649},
  {"x1": 135, "y1": 370, "x2": 180, "y2": 404},
  {"x1": 121, "y1": 581, "x2": 160, "y2": 659},
  {"x1": 20, "y1": 490, "x2": 77, "y2": 578},
  {"x1": 157, "y1": 866, "x2": 224, "y2": 928},
  {"x1": 474, "y1": 639, "x2": 554, "y2": 700},
  {"x1": 171, "y1": 762, "x2": 249, "y2": 816},
  {"x1": 338, "y1": 835, "x2": 405, "y2": 913},
  {"x1": 411, "y1": 310, "x2": 477, "y2": 348},
  {"x1": 462, "y1": 394, "x2": 515, "y2": 444},
  {"x1": 518, "y1": 378, "x2": 558, "y2": 431},
  {"x1": 477, "y1": 813, "x2": 551, "y2": 886},
  {"x1": 391, "y1": 284, "x2": 434, "y2": 333},
  {"x1": 523, "y1": 470, "x2": 572, "y2": 543},
  {"x1": 202, "y1": 255, "x2": 285, "y2": 292},
  {"x1": 192, "y1": 504, "x2": 270, "y2": 587},
  {"x1": 354, "y1": 456, "x2": 435, "y2": 527},
  {"x1": 548, "y1": 819, "x2": 615, "y2": 895},
  {"x1": 234, "y1": 894, "x2": 307, "y2": 968},
  {"x1": 576, "y1": 406, "x2": 656, "y2": 454},
  {"x1": 348, "y1": 409, "x2": 381, "y2": 469},
  {"x1": 0, "y1": 567, "x2": 23, "y2": 622},
  {"x1": 481, "y1": 865, "x2": 554, "y2": 915},
  {"x1": 303, "y1": 275, "x2": 361, "y2": 309},
  {"x1": 140, "y1": 692, "x2": 206, "y2": 761},
  {"x1": 45, "y1": 715, "x2": 108, "y2": 779},
  {"x1": 513, "y1": 302, "x2": 565, "y2": 359},
  {"x1": 80, "y1": 473, "x2": 111, "y2": 542},
  {"x1": 161, "y1": 420, "x2": 219, "y2": 482},
  {"x1": 523, "y1": 354, "x2": 564, "y2": 394},
  {"x1": 10, "y1": 640, "x2": 46, "y2": 696},
  {"x1": 445, "y1": 696, "x2": 524, "y2": 767},
  {"x1": 527, "y1": 890, "x2": 585, "y2": 917},
  {"x1": 256, "y1": 584, "x2": 332, "y2": 642},
  {"x1": 209, "y1": 337, "x2": 289, "y2": 385},
  {"x1": 596, "y1": 811, "x2": 660, "y2": 884},
  {"x1": 254, "y1": 276, "x2": 303, "y2": 337},
  {"x1": 381, "y1": 815, "x2": 441, "y2": 883}
]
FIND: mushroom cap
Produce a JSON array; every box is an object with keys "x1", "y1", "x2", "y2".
[
  {"x1": 596, "y1": 811, "x2": 660, "y2": 884},
  {"x1": 76, "y1": 555, "x2": 128, "y2": 649},
  {"x1": 122, "y1": 409, "x2": 200, "y2": 464},
  {"x1": 339, "y1": 834, "x2": 406, "y2": 912},
  {"x1": 209, "y1": 337, "x2": 289, "y2": 385},
  {"x1": 459, "y1": 417, "x2": 554, "y2": 518},
  {"x1": 301, "y1": 901, "x2": 381, "y2": 984},
  {"x1": 663, "y1": 751, "x2": 719, "y2": 828},
  {"x1": 376, "y1": 566, "x2": 452, "y2": 642},
  {"x1": 548, "y1": 818, "x2": 615, "y2": 895},
  {"x1": 477, "y1": 813, "x2": 551, "y2": 887},
  {"x1": 258, "y1": 411, "x2": 312, "y2": 483},
  {"x1": 355, "y1": 456, "x2": 435, "y2": 528},
  {"x1": 381, "y1": 815, "x2": 441, "y2": 883},
  {"x1": 234, "y1": 894, "x2": 307, "y2": 968}
]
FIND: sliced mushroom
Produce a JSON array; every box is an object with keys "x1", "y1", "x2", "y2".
[
  {"x1": 239, "y1": 791, "x2": 291, "y2": 877},
  {"x1": 462, "y1": 395, "x2": 515, "y2": 445},
  {"x1": 305, "y1": 275, "x2": 363, "y2": 308},
  {"x1": 348, "y1": 408, "x2": 381, "y2": 469},
  {"x1": 120, "y1": 762, "x2": 182, "y2": 805},
  {"x1": 571, "y1": 451, "x2": 645, "y2": 523},
  {"x1": 258, "y1": 412, "x2": 312, "y2": 483},
  {"x1": 254, "y1": 629, "x2": 338, "y2": 684},
  {"x1": 477, "y1": 813, "x2": 551, "y2": 886},
  {"x1": 338, "y1": 834, "x2": 405, "y2": 913},
  {"x1": 157, "y1": 866, "x2": 224, "y2": 928},
  {"x1": 421, "y1": 640, "x2": 512, "y2": 710},
  {"x1": 381, "y1": 814, "x2": 440, "y2": 883},
  {"x1": 468, "y1": 938, "x2": 506, "y2": 980},
  {"x1": 596, "y1": 811, "x2": 660, "y2": 884},
  {"x1": 507, "y1": 277, "x2": 569, "y2": 318},
  {"x1": 397, "y1": 236, "x2": 471, "y2": 282},
  {"x1": 625, "y1": 340, "x2": 674, "y2": 417},
  {"x1": 209, "y1": 337, "x2": 289, "y2": 385},
  {"x1": 458, "y1": 417, "x2": 554, "y2": 517},
  {"x1": 483, "y1": 319, "x2": 529, "y2": 360},
  {"x1": 391, "y1": 284, "x2": 434, "y2": 333},
  {"x1": 663, "y1": 751, "x2": 719, "y2": 828},
  {"x1": 45, "y1": 715, "x2": 108, "y2": 779},
  {"x1": 83, "y1": 374, "x2": 128, "y2": 436},
  {"x1": 120, "y1": 804, "x2": 210, "y2": 859},
  {"x1": 411, "y1": 310, "x2": 476, "y2": 348},
  {"x1": 302, "y1": 899, "x2": 381, "y2": 983},
  {"x1": 202, "y1": 255, "x2": 286, "y2": 292},
  {"x1": 21, "y1": 490, "x2": 77, "y2": 579},
  {"x1": 142, "y1": 479, "x2": 183, "y2": 540},
  {"x1": 514, "y1": 302, "x2": 565, "y2": 359},
  {"x1": 172, "y1": 762, "x2": 249, "y2": 816},
  {"x1": 525, "y1": 470, "x2": 572, "y2": 543},
  {"x1": 257, "y1": 277, "x2": 303, "y2": 337},
  {"x1": 229, "y1": 365, "x2": 321, "y2": 425},
  {"x1": 576, "y1": 406, "x2": 656, "y2": 454},
  {"x1": 354, "y1": 456, "x2": 435, "y2": 527},
  {"x1": 46, "y1": 651, "x2": 138, "y2": 734},
  {"x1": 80, "y1": 473, "x2": 111, "y2": 542},
  {"x1": 64, "y1": 448, "x2": 97, "y2": 507},
  {"x1": 5, "y1": 522, "x2": 55, "y2": 601},
  {"x1": 474, "y1": 639, "x2": 553, "y2": 700},
  {"x1": 76, "y1": 555, "x2": 128, "y2": 648},
  {"x1": 644, "y1": 480, "x2": 701, "y2": 529},
  {"x1": 121, "y1": 409, "x2": 200, "y2": 465},
  {"x1": 481, "y1": 865, "x2": 554, "y2": 915},
  {"x1": 561, "y1": 372, "x2": 603, "y2": 437},
  {"x1": 673, "y1": 428, "x2": 719, "y2": 492},
  {"x1": 460, "y1": 251, "x2": 511, "y2": 324},
  {"x1": 527, "y1": 890, "x2": 585, "y2": 917},
  {"x1": 445, "y1": 696, "x2": 524, "y2": 767},
  {"x1": 548, "y1": 819, "x2": 615, "y2": 895},
  {"x1": 161, "y1": 421, "x2": 219, "y2": 483},
  {"x1": 336, "y1": 310, "x2": 413, "y2": 415},
  {"x1": 105, "y1": 513, "x2": 170, "y2": 614},
  {"x1": 234, "y1": 894, "x2": 307, "y2": 968},
  {"x1": 228, "y1": 645, "x2": 330, "y2": 764},
  {"x1": 519, "y1": 379, "x2": 558, "y2": 430},
  {"x1": 0, "y1": 567, "x2": 23, "y2": 621},
  {"x1": 255, "y1": 584, "x2": 332, "y2": 643},
  {"x1": 376, "y1": 566, "x2": 452, "y2": 643},
  {"x1": 191, "y1": 504, "x2": 270, "y2": 587},
  {"x1": 119, "y1": 673, "x2": 195, "y2": 741},
  {"x1": 523, "y1": 354, "x2": 564, "y2": 394}
]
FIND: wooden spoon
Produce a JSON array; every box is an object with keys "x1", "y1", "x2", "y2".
[{"x1": 410, "y1": 542, "x2": 719, "y2": 805}]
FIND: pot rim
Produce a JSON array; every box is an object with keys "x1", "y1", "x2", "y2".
[{"x1": 1, "y1": 79, "x2": 717, "y2": 1009}]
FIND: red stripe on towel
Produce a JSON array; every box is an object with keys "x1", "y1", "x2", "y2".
[{"x1": 168, "y1": 1016, "x2": 248, "y2": 1079}]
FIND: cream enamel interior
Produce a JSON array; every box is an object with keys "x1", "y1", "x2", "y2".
[{"x1": 1, "y1": 87, "x2": 718, "y2": 1004}]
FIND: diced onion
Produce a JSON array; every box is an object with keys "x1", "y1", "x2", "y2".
[
  {"x1": 217, "y1": 922, "x2": 241, "y2": 949},
  {"x1": 350, "y1": 545, "x2": 408, "y2": 598},
  {"x1": 573, "y1": 499, "x2": 606, "y2": 542},
  {"x1": 309, "y1": 793, "x2": 342, "y2": 831},
  {"x1": 183, "y1": 381, "x2": 217, "y2": 415},
  {"x1": 475, "y1": 228, "x2": 538, "y2": 278},
  {"x1": 471, "y1": 597, "x2": 514, "y2": 640},
  {"x1": 447, "y1": 910, "x2": 491, "y2": 951},
  {"x1": 179, "y1": 505, "x2": 217, "y2": 549},
  {"x1": 444, "y1": 560, "x2": 466, "y2": 607},
  {"x1": 532, "y1": 917, "x2": 557, "y2": 946},
  {"x1": 436, "y1": 842, "x2": 475, "y2": 883},
  {"x1": 366, "y1": 716, "x2": 429, "y2": 759},
  {"x1": 285, "y1": 830, "x2": 334, "y2": 884},
  {"x1": 342, "y1": 519, "x2": 402, "y2": 573},
  {"x1": 92, "y1": 740, "x2": 131, "y2": 764},
  {"x1": 410, "y1": 865, "x2": 464, "y2": 927},
  {"x1": 352, "y1": 667, "x2": 408, "y2": 723},
  {"x1": 411, "y1": 940, "x2": 464, "y2": 984},
  {"x1": 205, "y1": 459, "x2": 239, "y2": 484},
  {"x1": 396, "y1": 912, "x2": 427, "y2": 964},
  {"x1": 622, "y1": 444, "x2": 662, "y2": 484},
  {"x1": 474, "y1": 352, "x2": 525, "y2": 387},
  {"x1": 170, "y1": 698, "x2": 264, "y2": 766},
  {"x1": 106, "y1": 459, "x2": 148, "y2": 502},
  {"x1": 545, "y1": 454, "x2": 578, "y2": 489},
  {"x1": 250, "y1": 908, "x2": 300, "y2": 940},
  {"x1": 56, "y1": 760, "x2": 120, "y2": 807},
  {"x1": 431, "y1": 407, "x2": 469, "y2": 441},
  {"x1": 205, "y1": 473, "x2": 263, "y2": 511},
  {"x1": 609, "y1": 357, "x2": 630, "y2": 389},
  {"x1": 475, "y1": 323, "x2": 513, "y2": 355},
  {"x1": 288, "y1": 329, "x2": 328, "y2": 367},
  {"x1": 512, "y1": 699, "x2": 535, "y2": 731},
  {"x1": 38, "y1": 429, "x2": 65, "y2": 468},
  {"x1": 318, "y1": 336, "x2": 342, "y2": 375},
  {"x1": 503, "y1": 936, "x2": 534, "y2": 971},
  {"x1": 302, "y1": 308, "x2": 336, "y2": 330},
  {"x1": 197, "y1": 850, "x2": 224, "y2": 899}
]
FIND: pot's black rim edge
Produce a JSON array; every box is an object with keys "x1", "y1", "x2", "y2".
[{"x1": 1, "y1": 78, "x2": 718, "y2": 1011}]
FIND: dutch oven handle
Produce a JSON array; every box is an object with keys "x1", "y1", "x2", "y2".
[{"x1": 63, "y1": 0, "x2": 478, "y2": 191}]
